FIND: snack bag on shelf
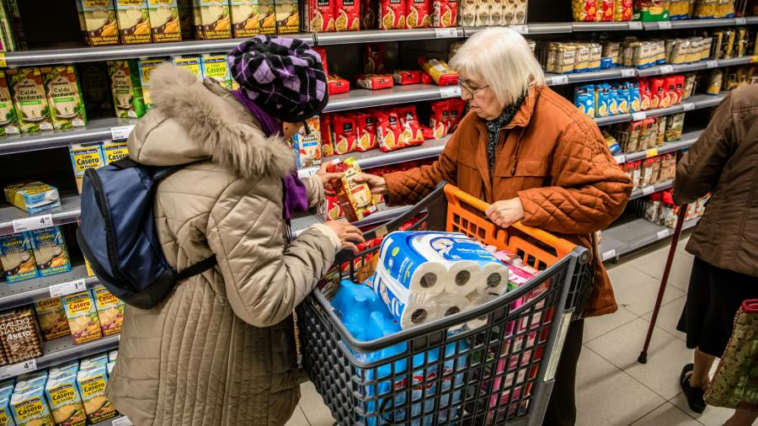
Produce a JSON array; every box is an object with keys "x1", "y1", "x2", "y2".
[
  {"x1": 149, "y1": 0, "x2": 182, "y2": 42},
  {"x1": 305, "y1": 0, "x2": 335, "y2": 32},
  {"x1": 429, "y1": 100, "x2": 450, "y2": 139},
  {"x1": 46, "y1": 373, "x2": 87, "y2": 426},
  {"x1": 572, "y1": 0, "x2": 600, "y2": 21},
  {"x1": 193, "y1": 0, "x2": 232, "y2": 39},
  {"x1": 10, "y1": 385, "x2": 54, "y2": 426},
  {"x1": 70, "y1": 143, "x2": 106, "y2": 194},
  {"x1": 624, "y1": 121, "x2": 642, "y2": 153},
  {"x1": 115, "y1": 0, "x2": 151, "y2": 44},
  {"x1": 379, "y1": 0, "x2": 406, "y2": 28},
  {"x1": 40, "y1": 66, "x2": 87, "y2": 131},
  {"x1": 645, "y1": 192, "x2": 662, "y2": 223},
  {"x1": 4, "y1": 181, "x2": 61, "y2": 214},
  {"x1": 638, "y1": 78, "x2": 651, "y2": 110},
  {"x1": 320, "y1": 113, "x2": 335, "y2": 157},
  {"x1": 7, "y1": 68, "x2": 54, "y2": 133},
  {"x1": 0, "y1": 233, "x2": 38, "y2": 283},
  {"x1": 356, "y1": 74, "x2": 394, "y2": 90},
  {"x1": 614, "y1": 0, "x2": 633, "y2": 20},
  {"x1": 77, "y1": 366, "x2": 117, "y2": 423},
  {"x1": 634, "y1": 0, "x2": 669, "y2": 21},
  {"x1": 332, "y1": 114, "x2": 359, "y2": 154},
  {"x1": 139, "y1": 58, "x2": 167, "y2": 109},
  {"x1": 336, "y1": 0, "x2": 360, "y2": 30},
  {"x1": 665, "y1": 112, "x2": 684, "y2": 142},
  {"x1": 658, "y1": 152, "x2": 676, "y2": 181},
  {"x1": 107, "y1": 60, "x2": 146, "y2": 119},
  {"x1": 364, "y1": 44, "x2": 386, "y2": 74},
  {"x1": 432, "y1": 0, "x2": 456, "y2": 26},
  {"x1": 0, "y1": 308, "x2": 43, "y2": 364},
  {"x1": 673, "y1": 75, "x2": 684, "y2": 105},
  {"x1": 230, "y1": 0, "x2": 262, "y2": 37},
  {"x1": 77, "y1": 0, "x2": 120, "y2": 46},
  {"x1": 660, "y1": 191, "x2": 677, "y2": 227},
  {"x1": 292, "y1": 116, "x2": 322, "y2": 168},
  {"x1": 328, "y1": 158, "x2": 378, "y2": 221},
  {"x1": 448, "y1": 99, "x2": 466, "y2": 131},
  {"x1": 405, "y1": 0, "x2": 431, "y2": 27},
  {"x1": 355, "y1": 112, "x2": 378, "y2": 152},
  {"x1": 64, "y1": 291, "x2": 103, "y2": 346},
  {"x1": 362, "y1": 0, "x2": 378, "y2": 28},
  {"x1": 327, "y1": 74, "x2": 350, "y2": 95},
  {"x1": 649, "y1": 77, "x2": 664, "y2": 109},
  {"x1": 458, "y1": 0, "x2": 475, "y2": 26},
  {"x1": 629, "y1": 160, "x2": 642, "y2": 190},
  {"x1": 656, "y1": 116, "x2": 666, "y2": 146},
  {"x1": 640, "y1": 117, "x2": 657, "y2": 150},
  {"x1": 376, "y1": 110, "x2": 407, "y2": 151},
  {"x1": 418, "y1": 57, "x2": 458, "y2": 86},
  {"x1": 34, "y1": 297, "x2": 71, "y2": 342},
  {"x1": 93, "y1": 285, "x2": 125, "y2": 337},
  {"x1": 256, "y1": 0, "x2": 276, "y2": 34},
  {"x1": 396, "y1": 106, "x2": 425, "y2": 146},
  {"x1": 30, "y1": 227, "x2": 70, "y2": 278},
  {"x1": 599, "y1": 0, "x2": 613, "y2": 20},
  {"x1": 393, "y1": 70, "x2": 421, "y2": 85},
  {"x1": 707, "y1": 69, "x2": 722, "y2": 95},
  {"x1": 714, "y1": 0, "x2": 735, "y2": 18}
]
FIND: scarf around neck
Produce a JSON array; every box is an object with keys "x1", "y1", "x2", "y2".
[
  {"x1": 232, "y1": 89, "x2": 308, "y2": 222},
  {"x1": 485, "y1": 94, "x2": 526, "y2": 175}
]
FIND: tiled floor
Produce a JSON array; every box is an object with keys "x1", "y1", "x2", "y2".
[{"x1": 287, "y1": 234, "x2": 748, "y2": 426}]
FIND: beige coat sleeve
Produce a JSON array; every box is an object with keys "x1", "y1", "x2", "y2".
[
  {"x1": 303, "y1": 174, "x2": 325, "y2": 209},
  {"x1": 206, "y1": 177, "x2": 337, "y2": 328}
]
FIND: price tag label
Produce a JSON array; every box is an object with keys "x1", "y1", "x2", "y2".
[
  {"x1": 49, "y1": 279, "x2": 87, "y2": 298},
  {"x1": 511, "y1": 25, "x2": 529, "y2": 34},
  {"x1": 628, "y1": 21, "x2": 643, "y2": 30},
  {"x1": 657, "y1": 229, "x2": 670, "y2": 240},
  {"x1": 112, "y1": 417, "x2": 135, "y2": 426},
  {"x1": 12, "y1": 214, "x2": 53, "y2": 234},
  {"x1": 682, "y1": 102, "x2": 695, "y2": 111},
  {"x1": 735, "y1": 17, "x2": 747, "y2": 25},
  {"x1": 657, "y1": 22, "x2": 672, "y2": 29},
  {"x1": 660, "y1": 65, "x2": 674, "y2": 75},
  {"x1": 0, "y1": 359, "x2": 37, "y2": 380},
  {"x1": 550, "y1": 75, "x2": 569, "y2": 85},
  {"x1": 646, "y1": 148, "x2": 658, "y2": 158},
  {"x1": 613, "y1": 154, "x2": 626, "y2": 164},
  {"x1": 440, "y1": 86, "x2": 461, "y2": 98},
  {"x1": 111, "y1": 125, "x2": 134, "y2": 141},
  {"x1": 601, "y1": 249, "x2": 617, "y2": 261},
  {"x1": 632, "y1": 112, "x2": 647, "y2": 121},
  {"x1": 435, "y1": 28, "x2": 459, "y2": 38},
  {"x1": 621, "y1": 69, "x2": 637, "y2": 78},
  {"x1": 642, "y1": 186, "x2": 656, "y2": 196},
  {"x1": 706, "y1": 60, "x2": 718, "y2": 69}
]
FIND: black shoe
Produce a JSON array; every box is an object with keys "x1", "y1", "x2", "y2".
[{"x1": 680, "y1": 364, "x2": 706, "y2": 413}]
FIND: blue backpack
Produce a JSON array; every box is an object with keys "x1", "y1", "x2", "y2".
[{"x1": 77, "y1": 158, "x2": 216, "y2": 309}]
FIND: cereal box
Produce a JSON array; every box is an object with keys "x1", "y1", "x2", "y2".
[
  {"x1": 193, "y1": 0, "x2": 232, "y2": 39},
  {"x1": 7, "y1": 68, "x2": 53, "y2": 133},
  {"x1": 116, "y1": 0, "x2": 152, "y2": 44},
  {"x1": 0, "y1": 308, "x2": 43, "y2": 364},
  {"x1": 138, "y1": 58, "x2": 166, "y2": 109},
  {"x1": 10, "y1": 386, "x2": 54, "y2": 426},
  {"x1": 275, "y1": 0, "x2": 299, "y2": 33},
  {"x1": 76, "y1": 0, "x2": 120, "y2": 46},
  {"x1": 432, "y1": 0, "x2": 456, "y2": 26},
  {"x1": 101, "y1": 141, "x2": 129, "y2": 165},
  {"x1": 149, "y1": 0, "x2": 181, "y2": 42},
  {"x1": 93, "y1": 286, "x2": 124, "y2": 337},
  {"x1": 335, "y1": 0, "x2": 360, "y2": 30},
  {"x1": 34, "y1": 297, "x2": 71, "y2": 342},
  {"x1": 230, "y1": 0, "x2": 260, "y2": 37},
  {"x1": 63, "y1": 291, "x2": 102, "y2": 346},
  {"x1": 0, "y1": 71, "x2": 19, "y2": 136},
  {"x1": 305, "y1": 0, "x2": 335, "y2": 32},
  {"x1": 41, "y1": 66, "x2": 87, "y2": 130},
  {"x1": 292, "y1": 116, "x2": 322, "y2": 169},
  {"x1": 379, "y1": 0, "x2": 405, "y2": 29},
  {"x1": 0, "y1": 233, "x2": 38, "y2": 284},
  {"x1": 76, "y1": 367, "x2": 116, "y2": 424},
  {"x1": 201, "y1": 55, "x2": 233, "y2": 90},
  {"x1": 257, "y1": 0, "x2": 276, "y2": 34},
  {"x1": 45, "y1": 374, "x2": 87, "y2": 426},
  {"x1": 69, "y1": 143, "x2": 106, "y2": 194},
  {"x1": 29, "y1": 227, "x2": 70, "y2": 278},
  {"x1": 4, "y1": 181, "x2": 61, "y2": 214},
  {"x1": 107, "y1": 60, "x2": 146, "y2": 119}
]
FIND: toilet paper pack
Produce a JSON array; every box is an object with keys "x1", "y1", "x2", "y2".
[
  {"x1": 376, "y1": 232, "x2": 448, "y2": 296},
  {"x1": 372, "y1": 264, "x2": 441, "y2": 329}
]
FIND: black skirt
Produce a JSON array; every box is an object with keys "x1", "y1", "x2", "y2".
[{"x1": 677, "y1": 257, "x2": 758, "y2": 357}]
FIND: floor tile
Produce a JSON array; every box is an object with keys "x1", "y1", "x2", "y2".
[
  {"x1": 583, "y1": 306, "x2": 639, "y2": 344},
  {"x1": 586, "y1": 317, "x2": 693, "y2": 400},
  {"x1": 299, "y1": 381, "x2": 336, "y2": 426},
  {"x1": 576, "y1": 347, "x2": 666, "y2": 426},
  {"x1": 671, "y1": 393, "x2": 737, "y2": 426},
  {"x1": 607, "y1": 263, "x2": 685, "y2": 316},
  {"x1": 630, "y1": 402, "x2": 702, "y2": 425},
  {"x1": 642, "y1": 296, "x2": 687, "y2": 342},
  {"x1": 285, "y1": 405, "x2": 311, "y2": 426}
]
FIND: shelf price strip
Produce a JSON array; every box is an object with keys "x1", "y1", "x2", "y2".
[
  {"x1": 50, "y1": 279, "x2": 87, "y2": 298},
  {"x1": 656, "y1": 229, "x2": 670, "y2": 240},
  {"x1": 0, "y1": 359, "x2": 37, "y2": 380},
  {"x1": 12, "y1": 214, "x2": 53, "y2": 234},
  {"x1": 601, "y1": 249, "x2": 617, "y2": 262},
  {"x1": 111, "y1": 126, "x2": 135, "y2": 141}
]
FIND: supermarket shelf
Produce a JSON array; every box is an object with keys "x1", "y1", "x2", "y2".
[
  {"x1": 572, "y1": 22, "x2": 641, "y2": 32},
  {"x1": 718, "y1": 55, "x2": 756, "y2": 67},
  {"x1": 0, "y1": 264, "x2": 99, "y2": 311},
  {"x1": 324, "y1": 84, "x2": 454, "y2": 113},
  {"x1": 297, "y1": 136, "x2": 450, "y2": 178},
  {"x1": 630, "y1": 180, "x2": 673, "y2": 200},
  {"x1": 615, "y1": 130, "x2": 701, "y2": 165},
  {"x1": 0, "y1": 118, "x2": 136, "y2": 156},
  {"x1": 464, "y1": 23, "x2": 573, "y2": 35},
  {"x1": 0, "y1": 335, "x2": 119, "y2": 381},
  {"x1": 2, "y1": 36, "x2": 314, "y2": 67},
  {"x1": 0, "y1": 194, "x2": 82, "y2": 237},
  {"x1": 315, "y1": 28, "x2": 464, "y2": 45},
  {"x1": 95, "y1": 416, "x2": 132, "y2": 426},
  {"x1": 599, "y1": 217, "x2": 700, "y2": 261},
  {"x1": 645, "y1": 17, "x2": 758, "y2": 30},
  {"x1": 594, "y1": 93, "x2": 726, "y2": 126}
]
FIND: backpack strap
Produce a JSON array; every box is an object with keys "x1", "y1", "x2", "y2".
[{"x1": 175, "y1": 256, "x2": 217, "y2": 280}]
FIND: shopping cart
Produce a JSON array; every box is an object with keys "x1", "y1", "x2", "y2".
[{"x1": 297, "y1": 182, "x2": 592, "y2": 425}]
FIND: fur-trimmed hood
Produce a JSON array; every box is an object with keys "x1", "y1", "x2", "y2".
[{"x1": 127, "y1": 63, "x2": 295, "y2": 180}]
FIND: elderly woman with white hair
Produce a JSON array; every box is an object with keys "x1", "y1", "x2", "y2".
[{"x1": 356, "y1": 28, "x2": 633, "y2": 425}]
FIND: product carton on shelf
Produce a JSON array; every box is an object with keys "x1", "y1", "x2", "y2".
[
  {"x1": 257, "y1": 0, "x2": 276, "y2": 34},
  {"x1": 46, "y1": 373, "x2": 88, "y2": 426},
  {"x1": 0, "y1": 395, "x2": 11, "y2": 426},
  {"x1": 4, "y1": 181, "x2": 61, "y2": 214},
  {"x1": 7, "y1": 68, "x2": 53, "y2": 133},
  {"x1": 93, "y1": 285, "x2": 124, "y2": 337},
  {"x1": 0, "y1": 233, "x2": 39, "y2": 284},
  {"x1": 201, "y1": 55, "x2": 234, "y2": 90},
  {"x1": 116, "y1": 0, "x2": 152, "y2": 44},
  {"x1": 138, "y1": 58, "x2": 166, "y2": 110},
  {"x1": 78, "y1": 63, "x2": 113, "y2": 118},
  {"x1": 230, "y1": 0, "x2": 261, "y2": 38},
  {"x1": 34, "y1": 297, "x2": 72, "y2": 342},
  {"x1": 275, "y1": 0, "x2": 300, "y2": 33},
  {"x1": 63, "y1": 291, "x2": 103, "y2": 346},
  {"x1": 292, "y1": 116, "x2": 322, "y2": 169},
  {"x1": 107, "y1": 60, "x2": 146, "y2": 119},
  {"x1": 172, "y1": 57, "x2": 203, "y2": 81},
  {"x1": 149, "y1": 0, "x2": 182, "y2": 42},
  {"x1": 178, "y1": 0, "x2": 194, "y2": 38},
  {"x1": 41, "y1": 66, "x2": 87, "y2": 131},
  {"x1": 193, "y1": 0, "x2": 232, "y2": 39},
  {"x1": 77, "y1": 366, "x2": 117, "y2": 424},
  {"x1": 10, "y1": 384, "x2": 54, "y2": 426},
  {"x1": 0, "y1": 308, "x2": 44, "y2": 364},
  {"x1": 69, "y1": 143, "x2": 106, "y2": 194},
  {"x1": 29, "y1": 227, "x2": 71, "y2": 278},
  {"x1": 76, "y1": 0, "x2": 120, "y2": 46},
  {"x1": 102, "y1": 141, "x2": 130, "y2": 165},
  {"x1": 0, "y1": 71, "x2": 19, "y2": 136}
]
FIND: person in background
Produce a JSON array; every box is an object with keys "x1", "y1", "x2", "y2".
[
  {"x1": 355, "y1": 27, "x2": 633, "y2": 426},
  {"x1": 675, "y1": 83, "x2": 758, "y2": 426},
  {"x1": 106, "y1": 36, "x2": 363, "y2": 426}
]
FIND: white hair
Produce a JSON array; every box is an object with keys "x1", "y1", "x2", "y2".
[{"x1": 450, "y1": 27, "x2": 545, "y2": 106}]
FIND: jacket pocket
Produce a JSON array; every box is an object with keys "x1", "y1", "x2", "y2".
[
  {"x1": 510, "y1": 159, "x2": 551, "y2": 178},
  {"x1": 493, "y1": 159, "x2": 551, "y2": 200}
]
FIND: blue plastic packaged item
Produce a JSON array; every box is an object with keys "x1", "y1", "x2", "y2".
[
  {"x1": 596, "y1": 84, "x2": 609, "y2": 118},
  {"x1": 600, "y1": 57, "x2": 613, "y2": 69},
  {"x1": 629, "y1": 81, "x2": 642, "y2": 113},
  {"x1": 618, "y1": 84, "x2": 630, "y2": 114},
  {"x1": 607, "y1": 84, "x2": 619, "y2": 116},
  {"x1": 574, "y1": 85, "x2": 595, "y2": 118}
]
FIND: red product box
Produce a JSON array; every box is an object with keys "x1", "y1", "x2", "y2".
[
  {"x1": 313, "y1": 47, "x2": 329, "y2": 75},
  {"x1": 430, "y1": 100, "x2": 450, "y2": 139},
  {"x1": 393, "y1": 70, "x2": 422, "y2": 85},
  {"x1": 336, "y1": 0, "x2": 361, "y2": 30},
  {"x1": 432, "y1": 0, "x2": 457, "y2": 27},
  {"x1": 649, "y1": 77, "x2": 666, "y2": 109},
  {"x1": 448, "y1": 99, "x2": 466, "y2": 131},
  {"x1": 396, "y1": 106, "x2": 425, "y2": 146},
  {"x1": 375, "y1": 110, "x2": 407, "y2": 151},
  {"x1": 638, "y1": 78, "x2": 651, "y2": 111},
  {"x1": 406, "y1": 0, "x2": 431, "y2": 28},
  {"x1": 320, "y1": 113, "x2": 335, "y2": 157},
  {"x1": 332, "y1": 114, "x2": 359, "y2": 154},
  {"x1": 674, "y1": 75, "x2": 685, "y2": 105},
  {"x1": 357, "y1": 74, "x2": 394, "y2": 90},
  {"x1": 355, "y1": 112, "x2": 378, "y2": 152},
  {"x1": 305, "y1": 0, "x2": 336, "y2": 32},
  {"x1": 379, "y1": 0, "x2": 407, "y2": 29},
  {"x1": 328, "y1": 74, "x2": 350, "y2": 95}
]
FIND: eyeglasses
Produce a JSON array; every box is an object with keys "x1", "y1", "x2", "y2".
[{"x1": 458, "y1": 78, "x2": 489, "y2": 96}]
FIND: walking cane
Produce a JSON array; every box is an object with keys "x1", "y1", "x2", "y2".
[{"x1": 638, "y1": 205, "x2": 688, "y2": 364}]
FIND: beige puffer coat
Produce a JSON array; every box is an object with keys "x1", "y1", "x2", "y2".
[{"x1": 106, "y1": 64, "x2": 338, "y2": 426}]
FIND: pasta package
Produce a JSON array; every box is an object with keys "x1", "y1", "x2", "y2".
[
  {"x1": 418, "y1": 57, "x2": 458, "y2": 86},
  {"x1": 430, "y1": 100, "x2": 450, "y2": 139},
  {"x1": 599, "y1": 0, "x2": 613, "y2": 20},
  {"x1": 356, "y1": 74, "x2": 394, "y2": 90},
  {"x1": 320, "y1": 113, "x2": 335, "y2": 157},
  {"x1": 362, "y1": 0, "x2": 378, "y2": 28},
  {"x1": 459, "y1": 0, "x2": 475, "y2": 26},
  {"x1": 572, "y1": 0, "x2": 600, "y2": 21},
  {"x1": 332, "y1": 114, "x2": 359, "y2": 154},
  {"x1": 393, "y1": 70, "x2": 422, "y2": 85},
  {"x1": 396, "y1": 106, "x2": 425, "y2": 146},
  {"x1": 634, "y1": 0, "x2": 669, "y2": 21},
  {"x1": 475, "y1": 0, "x2": 490, "y2": 26},
  {"x1": 328, "y1": 74, "x2": 350, "y2": 95},
  {"x1": 432, "y1": 0, "x2": 457, "y2": 26},
  {"x1": 376, "y1": 110, "x2": 407, "y2": 151},
  {"x1": 614, "y1": 0, "x2": 633, "y2": 20},
  {"x1": 336, "y1": 0, "x2": 360, "y2": 30},
  {"x1": 355, "y1": 112, "x2": 378, "y2": 152},
  {"x1": 364, "y1": 43, "x2": 386, "y2": 74},
  {"x1": 665, "y1": 112, "x2": 684, "y2": 141},
  {"x1": 379, "y1": 0, "x2": 406, "y2": 29},
  {"x1": 328, "y1": 158, "x2": 378, "y2": 222},
  {"x1": 406, "y1": 0, "x2": 431, "y2": 27},
  {"x1": 306, "y1": 0, "x2": 336, "y2": 32}
]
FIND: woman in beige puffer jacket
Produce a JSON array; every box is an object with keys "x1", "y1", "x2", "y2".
[{"x1": 106, "y1": 56, "x2": 360, "y2": 424}]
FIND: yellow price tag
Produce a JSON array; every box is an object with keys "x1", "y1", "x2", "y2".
[
  {"x1": 0, "y1": 53, "x2": 7, "y2": 68},
  {"x1": 646, "y1": 148, "x2": 659, "y2": 158}
]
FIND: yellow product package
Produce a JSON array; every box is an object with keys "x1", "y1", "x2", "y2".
[
  {"x1": 45, "y1": 374, "x2": 87, "y2": 426},
  {"x1": 35, "y1": 297, "x2": 71, "y2": 342},
  {"x1": 149, "y1": 0, "x2": 182, "y2": 42},
  {"x1": 193, "y1": 0, "x2": 232, "y2": 39},
  {"x1": 10, "y1": 386, "x2": 54, "y2": 426},
  {"x1": 201, "y1": 55, "x2": 233, "y2": 90},
  {"x1": 93, "y1": 285, "x2": 124, "y2": 337},
  {"x1": 172, "y1": 57, "x2": 203, "y2": 81},
  {"x1": 7, "y1": 68, "x2": 54, "y2": 133},
  {"x1": 64, "y1": 291, "x2": 103, "y2": 346},
  {"x1": 116, "y1": 0, "x2": 152, "y2": 44},
  {"x1": 138, "y1": 58, "x2": 166, "y2": 109},
  {"x1": 76, "y1": 0, "x2": 120, "y2": 46},
  {"x1": 77, "y1": 367, "x2": 117, "y2": 424},
  {"x1": 69, "y1": 144, "x2": 106, "y2": 194},
  {"x1": 102, "y1": 141, "x2": 130, "y2": 165}
]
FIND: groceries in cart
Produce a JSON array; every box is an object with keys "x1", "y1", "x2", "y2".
[{"x1": 326, "y1": 158, "x2": 379, "y2": 222}]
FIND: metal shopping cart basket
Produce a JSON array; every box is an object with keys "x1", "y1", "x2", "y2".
[{"x1": 297, "y1": 182, "x2": 592, "y2": 426}]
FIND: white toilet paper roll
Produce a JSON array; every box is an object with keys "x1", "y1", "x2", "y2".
[
  {"x1": 476, "y1": 263, "x2": 510, "y2": 298},
  {"x1": 376, "y1": 232, "x2": 448, "y2": 295},
  {"x1": 435, "y1": 292, "x2": 471, "y2": 320},
  {"x1": 372, "y1": 265, "x2": 439, "y2": 329}
]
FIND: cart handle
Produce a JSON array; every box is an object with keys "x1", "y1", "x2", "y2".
[{"x1": 444, "y1": 184, "x2": 578, "y2": 255}]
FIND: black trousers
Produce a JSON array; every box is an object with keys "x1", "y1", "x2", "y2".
[{"x1": 542, "y1": 319, "x2": 584, "y2": 426}]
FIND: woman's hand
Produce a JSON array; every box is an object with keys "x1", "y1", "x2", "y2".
[
  {"x1": 323, "y1": 221, "x2": 365, "y2": 252},
  {"x1": 353, "y1": 173, "x2": 388, "y2": 195},
  {"x1": 315, "y1": 163, "x2": 342, "y2": 187},
  {"x1": 485, "y1": 198, "x2": 525, "y2": 229}
]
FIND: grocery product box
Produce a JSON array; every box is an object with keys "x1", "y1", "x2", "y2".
[
  {"x1": 46, "y1": 373, "x2": 87, "y2": 426},
  {"x1": 172, "y1": 57, "x2": 203, "y2": 81},
  {"x1": 275, "y1": 0, "x2": 299, "y2": 33},
  {"x1": 15, "y1": 370, "x2": 48, "y2": 393},
  {"x1": 102, "y1": 141, "x2": 129, "y2": 165},
  {"x1": 79, "y1": 354, "x2": 108, "y2": 372},
  {"x1": 0, "y1": 308, "x2": 44, "y2": 364},
  {"x1": 304, "y1": 0, "x2": 335, "y2": 32},
  {"x1": 69, "y1": 143, "x2": 106, "y2": 194},
  {"x1": 0, "y1": 71, "x2": 19, "y2": 136},
  {"x1": 78, "y1": 63, "x2": 113, "y2": 118},
  {"x1": 0, "y1": 381, "x2": 14, "y2": 400},
  {"x1": 4, "y1": 181, "x2": 61, "y2": 214},
  {"x1": 257, "y1": 0, "x2": 276, "y2": 34},
  {"x1": 149, "y1": 0, "x2": 182, "y2": 42},
  {"x1": 230, "y1": 0, "x2": 260, "y2": 37},
  {"x1": 7, "y1": 68, "x2": 53, "y2": 133},
  {"x1": 29, "y1": 227, "x2": 70, "y2": 278},
  {"x1": 178, "y1": 0, "x2": 193, "y2": 38},
  {"x1": 335, "y1": 0, "x2": 359, "y2": 31},
  {"x1": 193, "y1": 0, "x2": 232, "y2": 39},
  {"x1": 76, "y1": 0, "x2": 120, "y2": 46},
  {"x1": 292, "y1": 116, "x2": 322, "y2": 169},
  {"x1": 41, "y1": 66, "x2": 87, "y2": 130},
  {"x1": 379, "y1": 0, "x2": 405, "y2": 29},
  {"x1": 49, "y1": 361, "x2": 80, "y2": 381},
  {"x1": 63, "y1": 291, "x2": 103, "y2": 346},
  {"x1": 77, "y1": 366, "x2": 117, "y2": 424},
  {"x1": 108, "y1": 350, "x2": 118, "y2": 363},
  {"x1": 93, "y1": 286, "x2": 124, "y2": 337},
  {"x1": 10, "y1": 385, "x2": 54, "y2": 426},
  {"x1": 0, "y1": 395, "x2": 11, "y2": 426},
  {"x1": 0, "y1": 233, "x2": 38, "y2": 283},
  {"x1": 201, "y1": 55, "x2": 233, "y2": 90},
  {"x1": 107, "y1": 60, "x2": 146, "y2": 119},
  {"x1": 116, "y1": 0, "x2": 152, "y2": 44},
  {"x1": 138, "y1": 58, "x2": 166, "y2": 109},
  {"x1": 329, "y1": 158, "x2": 378, "y2": 222}
]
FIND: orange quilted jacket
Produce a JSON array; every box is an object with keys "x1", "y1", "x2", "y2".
[{"x1": 384, "y1": 85, "x2": 633, "y2": 317}]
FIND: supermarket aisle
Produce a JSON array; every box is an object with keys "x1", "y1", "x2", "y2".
[{"x1": 287, "y1": 233, "x2": 743, "y2": 426}]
